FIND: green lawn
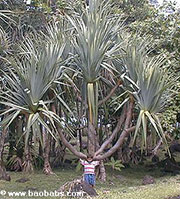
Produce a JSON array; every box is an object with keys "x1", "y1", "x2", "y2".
[{"x1": 0, "y1": 164, "x2": 180, "y2": 199}]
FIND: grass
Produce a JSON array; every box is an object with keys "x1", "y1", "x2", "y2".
[{"x1": 0, "y1": 164, "x2": 180, "y2": 199}]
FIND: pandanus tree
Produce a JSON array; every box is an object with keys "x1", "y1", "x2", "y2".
[
  {"x1": 0, "y1": 0, "x2": 173, "y2": 182},
  {"x1": 57, "y1": 0, "x2": 124, "y2": 180},
  {"x1": 55, "y1": 0, "x2": 172, "y2": 176},
  {"x1": 0, "y1": 26, "x2": 13, "y2": 180},
  {"x1": 67, "y1": 0, "x2": 123, "y2": 156},
  {"x1": 115, "y1": 35, "x2": 172, "y2": 153},
  {"x1": 0, "y1": 30, "x2": 69, "y2": 174}
]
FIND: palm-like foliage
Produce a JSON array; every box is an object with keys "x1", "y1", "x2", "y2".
[
  {"x1": 0, "y1": 28, "x2": 10, "y2": 56},
  {"x1": 0, "y1": 28, "x2": 12, "y2": 115},
  {"x1": 116, "y1": 35, "x2": 172, "y2": 149},
  {"x1": 0, "y1": 33, "x2": 66, "y2": 146},
  {"x1": 0, "y1": 27, "x2": 12, "y2": 68},
  {"x1": 69, "y1": 0, "x2": 122, "y2": 82},
  {"x1": 68, "y1": 0, "x2": 123, "y2": 124},
  {"x1": 0, "y1": 10, "x2": 16, "y2": 26}
]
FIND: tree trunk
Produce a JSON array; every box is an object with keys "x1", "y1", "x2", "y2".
[
  {"x1": 39, "y1": 140, "x2": 43, "y2": 157},
  {"x1": 0, "y1": 128, "x2": 11, "y2": 181},
  {"x1": 117, "y1": 147, "x2": 123, "y2": 160},
  {"x1": 16, "y1": 118, "x2": 24, "y2": 159},
  {"x1": 23, "y1": 144, "x2": 33, "y2": 173},
  {"x1": 50, "y1": 137, "x2": 56, "y2": 157},
  {"x1": 98, "y1": 160, "x2": 106, "y2": 182},
  {"x1": 7, "y1": 120, "x2": 16, "y2": 162},
  {"x1": 87, "y1": 122, "x2": 96, "y2": 156},
  {"x1": 95, "y1": 131, "x2": 107, "y2": 181},
  {"x1": 43, "y1": 127, "x2": 53, "y2": 175},
  {"x1": 52, "y1": 142, "x2": 66, "y2": 168},
  {"x1": 79, "y1": 129, "x2": 83, "y2": 152}
]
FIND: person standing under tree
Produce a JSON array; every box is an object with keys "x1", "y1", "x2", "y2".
[{"x1": 80, "y1": 155, "x2": 99, "y2": 187}]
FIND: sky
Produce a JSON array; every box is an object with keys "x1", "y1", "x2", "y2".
[{"x1": 158, "y1": 0, "x2": 180, "y2": 7}]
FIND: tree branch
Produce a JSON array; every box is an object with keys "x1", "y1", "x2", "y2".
[
  {"x1": 94, "y1": 126, "x2": 136, "y2": 160},
  {"x1": 98, "y1": 80, "x2": 122, "y2": 106},
  {"x1": 94, "y1": 98, "x2": 134, "y2": 160},
  {"x1": 94, "y1": 105, "x2": 126, "y2": 156},
  {"x1": 56, "y1": 125, "x2": 87, "y2": 159},
  {"x1": 53, "y1": 96, "x2": 135, "y2": 161},
  {"x1": 51, "y1": 103, "x2": 87, "y2": 160},
  {"x1": 152, "y1": 138, "x2": 162, "y2": 156}
]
